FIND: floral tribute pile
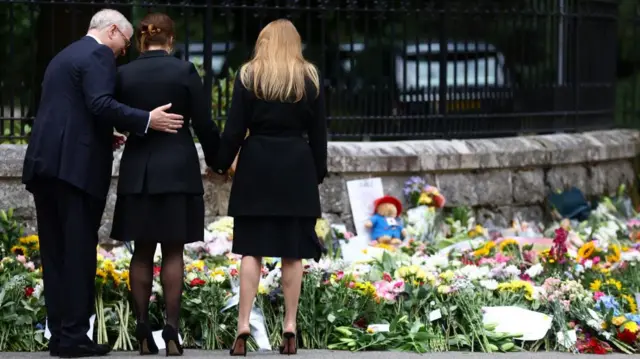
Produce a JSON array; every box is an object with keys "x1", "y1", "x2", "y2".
[{"x1": 2, "y1": 178, "x2": 640, "y2": 354}]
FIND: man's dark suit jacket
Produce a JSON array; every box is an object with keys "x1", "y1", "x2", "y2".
[
  {"x1": 22, "y1": 36, "x2": 150, "y2": 199},
  {"x1": 114, "y1": 50, "x2": 219, "y2": 195}
]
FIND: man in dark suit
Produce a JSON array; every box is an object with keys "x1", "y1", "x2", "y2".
[{"x1": 22, "y1": 9, "x2": 185, "y2": 358}]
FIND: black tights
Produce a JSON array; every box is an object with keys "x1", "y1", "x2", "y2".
[{"x1": 129, "y1": 242, "x2": 184, "y2": 329}]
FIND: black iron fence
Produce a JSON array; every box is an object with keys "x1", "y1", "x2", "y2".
[{"x1": 0, "y1": 0, "x2": 627, "y2": 141}]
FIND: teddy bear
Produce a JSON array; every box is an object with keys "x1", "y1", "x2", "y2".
[{"x1": 364, "y1": 195, "x2": 407, "y2": 246}]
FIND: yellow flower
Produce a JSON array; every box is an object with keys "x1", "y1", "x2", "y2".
[
  {"x1": 315, "y1": 219, "x2": 331, "y2": 239},
  {"x1": 111, "y1": 271, "x2": 122, "y2": 286},
  {"x1": 374, "y1": 243, "x2": 396, "y2": 252},
  {"x1": 497, "y1": 280, "x2": 534, "y2": 301},
  {"x1": 355, "y1": 282, "x2": 377, "y2": 298},
  {"x1": 437, "y1": 285, "x2": 451, "y2": 294},
  {"x1": 19, "y1": 235, "x2": 39, "y2": 245},
  {"x1": 257, "y1": 283, "x2": 267, "y2": 294},
  {"x1": 605, "y1": 278, "x2": 622, "y2": 291},
  {"x1": 120, "y1": 270, "x2": 131, "y2": 290},
  {"x1": 577, "y1": 242, "x2": 596, "y2": 260},
  {"x1": 102, "y1": 260, "x2": 115, "y2": 274},
  {"x1": 622, "y1": 321, "x2": 639, "y2": 333},
  {"x1": 590, "y1": 280, "x2": 602, "y2": 291},
  {"x1": 366, "y1": 327, "x2": 375, "y2": 334},
  {"x1": 10, "y1": 245, "x2": 28, "y2": 256},
  {"x1": 439, "y1": 270, "x2": 455, "y2": 283},
  {"x1": 612, "y1": 316, "x2": 626, "y2": 326},
  {"x1": 96, "y1": 268, "x2": 107, "y2": 280},
  {"x1": 606, "y1": 245, "x2": 621, "y2": 263},
  {"x1": 622, "y1": 294, "x2": 638, "y2": 313},
  {"x1": 499, "y1": 238, "x2": 519, "y2": 253},
  {"x1": 186, "y1": 260, "x2": 205, "y2": 272},
  {"x1": 473, "y1": 241, "x2": 495, "y2": 257}
]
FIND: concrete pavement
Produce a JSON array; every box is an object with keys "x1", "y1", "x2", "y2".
[{"x1": 1, "y1": 351, "x2": 639, "y2": 358}]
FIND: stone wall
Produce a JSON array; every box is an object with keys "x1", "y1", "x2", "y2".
[{"x1": 1, "y1": 129, "x2": 639, "y2": 240}]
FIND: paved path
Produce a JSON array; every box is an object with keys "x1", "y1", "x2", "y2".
[{"x1": 2, "y1": 351, "x2": 640, "y2": 358}]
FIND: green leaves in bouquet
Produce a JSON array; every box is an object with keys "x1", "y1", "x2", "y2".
[
  {"x1": 0, "y1": 208, "x2": 25, "y2": 258},
  {"x1": 0, "y1": 275, "x2": 45, "y2": 351},
  {"x1": 181, "y1": 281, "x2": 236, "y2": 350}
]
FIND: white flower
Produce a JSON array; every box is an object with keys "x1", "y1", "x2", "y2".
[
  {"x1": 480, "y1": 279, "x2": 498, "y2": 290},
  {"x1": 621, "y1": 250, "x2": 640, "y2": 262},
  {"x1": 584, "y1": 259, "x2": 593, "y2": 269},
  {"x1": 524, "y1": 263, "x2": 543, "y2": 278},
  {"x1": 504, "y1": 265, "x2": 521, "y2": 278},
  {"x1": 33, "y1": 280, "x2": 44, "y2": 299}
]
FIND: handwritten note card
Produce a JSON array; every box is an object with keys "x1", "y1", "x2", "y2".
[{"x1": 346, "y1": 178, "x2": 384, "y2": 239}]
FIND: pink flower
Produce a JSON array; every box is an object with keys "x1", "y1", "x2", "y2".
[
  {"x1": 383, "y1": 272, "x2": 393, "y2": 282},
  {"x1": 478, "y1": 258, "x2": 497, "y2": 266},
  {"x1": 495, "y1": 253, "x2": 511, "y2": 263},
  {"x1": 24, "y1": 262, "x2": 35, "y2": 271},
  {"x1": 592, "y1": 256, "x2": 600, "y2": 264},
  {"x1": 16, "y1": 255, "x2": 26, "y2": 264},
  {"x1": 393, "y1": 280, "x2": 405, "y2": 290},
  {"x1": 593, "y1": 291, "x2": 605, "y2": 301},
  {"x1": 348, "y1": 282, "x2": 356, "y2": 288},
  {"x1": 344, "y1": 232, "x2": 354, "y2": 240},
  {"x1": 523, "y1": 250, "x2": 537, "y2": 263},
  {"x1": 335, "y1": 271, "x2": 345, "y2": 280}
]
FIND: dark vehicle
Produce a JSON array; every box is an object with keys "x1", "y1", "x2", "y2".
[{"x1": 394, "y1": 42, "x2": 514, "y2": 118}]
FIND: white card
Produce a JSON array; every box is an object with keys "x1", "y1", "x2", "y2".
[
  {"x1": 367, "y1": 324, "x2": 390, "y2": 333},
  {"x1": 429, "y1": 309, "x2": 442, "y2": 322},
  {"x1": 556, "y1": 330, "x2": 577, "y2": 348},
  {"x1": 44, "y1": 314, "x2": 95, "y2": 340},
  {"x1": 152, "y1": 330, "x2": 183, "y2": 350},
  {"x1": 346, "y1": 178, "x2": 384, "y2": 238},
  {"x1": 385, "y1": 217, "x2": 397, "y2": 226}
]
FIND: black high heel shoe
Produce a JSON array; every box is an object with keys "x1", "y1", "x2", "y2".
[
  {"x1": 229, "y1": 333, "x2": 251, "y2": 356},
  {"x1": 279, "y1": 332, "x2": 297, "y2": 355},
  {"x1": 161, "y1": 325, "x2": 184, "y2": 356},
  {"x1": 135, "y1": 323, "x2": 159, "y2": 355}
]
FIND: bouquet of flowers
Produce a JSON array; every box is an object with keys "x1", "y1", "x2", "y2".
[{"x1": 403, "y1": 177, "x2": 446, "y2": 209}]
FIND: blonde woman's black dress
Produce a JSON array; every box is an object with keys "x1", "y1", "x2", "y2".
[{"x1": 213, "y1": 76, "x2": 328, "y2": 260}]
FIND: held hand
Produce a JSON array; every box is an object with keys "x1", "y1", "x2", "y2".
[
  {"x1": 149, "y1": 103, "x2": 184, "y2": 134},
  {"x1": 205, "y1": 168, "x2": 230, "y2": 183},
  {"x1": 112, "y1": 133, "x2": 127, "y2": 151}
]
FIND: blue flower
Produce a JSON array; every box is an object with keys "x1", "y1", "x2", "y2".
[
  {"x1": 625, "y1": 313, "x2": 640, "y2": 324},
  {"x1": 597, "y1": 295, "x2": 621, "y2": 316}
]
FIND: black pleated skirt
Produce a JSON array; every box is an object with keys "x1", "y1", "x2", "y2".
[
  {"x1": 232, "y1": 216, "x2": 326, "y2": 261},
  {"x1": 110, "y1": 194, "x2": 205, "y2": 244}
]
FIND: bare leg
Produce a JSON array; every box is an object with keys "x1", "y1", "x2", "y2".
[
  {"x1": 280, "y1": 258, "x2": 303, "y2": 353},
  {"x1": 232, "y1": 255, "x2": 262, "y2": 354}
]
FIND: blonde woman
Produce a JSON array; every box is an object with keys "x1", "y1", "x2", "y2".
[{"x1": 211, "y1": 19, "x2": 327, "y2": 356}]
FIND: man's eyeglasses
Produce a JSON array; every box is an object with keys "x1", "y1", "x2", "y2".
[{"x1": 113, "y1": 26, "x2": 130, "y2": 54}]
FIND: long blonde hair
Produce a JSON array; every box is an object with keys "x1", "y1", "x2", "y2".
[{"x1": 239, "y1": 19, "x2": 320, "y2": 102}]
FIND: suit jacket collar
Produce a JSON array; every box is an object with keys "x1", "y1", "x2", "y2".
[{"x1": 138, "y1": 50, "x2": 170, "y2": 59}]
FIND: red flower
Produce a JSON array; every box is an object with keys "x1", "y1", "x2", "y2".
[
  {"x1": 153, "y1": 266, "x2": 161, "y2": 277},
  {"x1": 189, "y1": 278, "x2": 206, "y2": 287},
  {"x1": 617, "y1": 329, "x2": 637, "y2": 344},
  {"x1": 229, "y1": 268, "x2": 239, "y2": 277},
  {"x1": 24, "y1": 287, "x2": 34, "y2": 298},
  {"x1": 383, "y1": 272, "x2": 393, "y2": 282}
]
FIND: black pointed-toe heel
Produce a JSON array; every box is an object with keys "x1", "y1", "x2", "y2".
[
  {"x1": 279, "y1": 332, "x2": 297, "y2": 355},
  {"x1": 229, "y1": 333, "x2": 251, "y2": 356},
  {"x1": 135, "y1": 323, "x2": 159, "y2": 355},
  {"x1": 162, "y1": 325, "x2": 184, "y2": 356}
]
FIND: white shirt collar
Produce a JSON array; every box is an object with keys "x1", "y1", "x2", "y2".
[{"x1": 86, "y1": 34, "x2": 103, "y2": 45}]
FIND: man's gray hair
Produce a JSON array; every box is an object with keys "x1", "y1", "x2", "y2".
[{"x1": 88, "y1": 9, "x2": 132, "y2": 32}]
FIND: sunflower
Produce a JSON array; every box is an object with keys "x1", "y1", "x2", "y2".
[
  {"x1": 10, "y1": 245, "x2": 28, "y2": 256},
  {"x1": 473, "y1": 241, "x2": 496, "y2": 257},
  {"x1": 577, "y1": 241, "x2": 596, "y2": 260},
  {"x1": 19, "y1": 235, "x2": 39, "y2": 245},
  {"x1": 590, "y1": 279, "x2": 602, "y2": 291},
  {"x1": 621, "y1": 294, "x2": 638, "y2": 313},
  {"x1": 499, "y1": 238, "x2": 519, "y2": 253},
  {"x1": 605, "y1": 278, "x2": 623, "y2": 291},
  {"x1": 606, "y1": 245, "x2": 621, "y2": 263},
  {"x1": 96, "y1": 268, "x2": 108, "y2": 280}
]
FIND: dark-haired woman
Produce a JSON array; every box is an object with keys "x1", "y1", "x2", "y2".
[{"x1": 110, "y1": 12, "x2": 220, "y2": 356}]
